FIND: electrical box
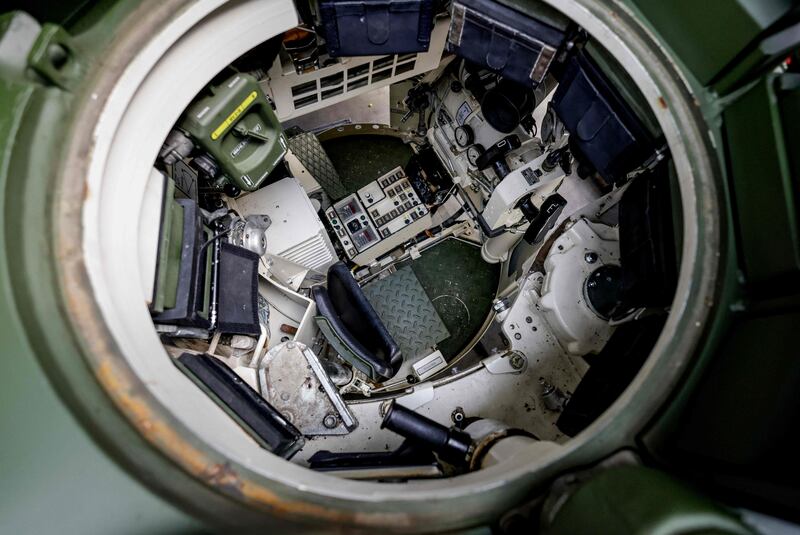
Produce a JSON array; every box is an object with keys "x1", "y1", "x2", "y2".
[{"x1": 180, "y1": 73, "x2": 287, "y2": 192}]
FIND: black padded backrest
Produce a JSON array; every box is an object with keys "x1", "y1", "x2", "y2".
[
  {"x1": 313, "y1": 262, "x2": 402, "y2": 380},
  {"x1": 326, "y1": 262, "x2": 391, "y2": 360}
]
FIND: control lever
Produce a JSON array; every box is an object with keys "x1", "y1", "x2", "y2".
[
  {"x1": 233, "y1": 123, "x2": 270, "y2": 142},
  {"x1": 475, "y1": 135, "x2": 521, "y2": 179},
  {"x1": 523, "y1": 194, "x2": 567, "y2": 245},
  {"x1": 541, "y1": 146, "x2": 572, "y2": 176},
  {"x1": 402, "y1": 83, "x2": 431, "y2": 136}
]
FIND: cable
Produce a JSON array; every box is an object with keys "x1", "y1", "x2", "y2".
[
  {"x1": 266, "y1": 299, "x2": 302, "y2": 324},
  {"x1": 199, "y1": 227, "x2": 233, "y2": 253}
]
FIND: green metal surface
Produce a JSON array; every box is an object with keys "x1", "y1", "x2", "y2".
[
  {"x1": 546, "y1": 466, "x2": 753, "y2": 535},
  {"x1": 315, "y1": 315, "x2": 384, "y2": 380},
  {"x1": 181, "y1": 73, "x2": 287, "y2": 192},
  {"x1": 0, "y1": 3, "x2": 315, "y2": 532},
  {"x1": 638, "y1": 3, "x2": 800, "y2": 523},
  {"x1": 627, "y1": 0, "x2": 795, "y2": 85},
  {"x1": 0, "y1": 21, "x2": 204, "y2": 534},
  {"x1": 152, "y1": 179, "x2": 182, "y2": 313},
  {"x1": 722, "y1": 72, "x2": 800, "y2": 295},
  {"x1": 0, "y1": 290, "x2": 207, "y2": 535}
]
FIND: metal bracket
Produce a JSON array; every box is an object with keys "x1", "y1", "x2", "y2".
[
  {"x1": 27, "y1": 23, "x2": 81, "y2": 90},
  {"x1": 482, "y1": 351, "x2": 527, "y2": 375}
]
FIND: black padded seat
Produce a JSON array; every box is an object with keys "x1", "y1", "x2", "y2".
[{"x1": 312, "y1": 262, "x2": 402, "y2": 381}]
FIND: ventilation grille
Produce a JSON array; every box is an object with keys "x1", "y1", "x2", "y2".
[
  {"x1": 265, "y1": 18, "x2": 449, "y2": 121},
  {"x1": 277, "y1": 231, "x2": 336, "y2": 271},
  {"x1": 290, "y1": 55, "x2": 417, "y2": 110}
]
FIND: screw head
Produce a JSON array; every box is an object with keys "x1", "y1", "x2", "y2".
[
  {"x1": 585, "y1": 251, "x2": 599, "y2": 264},
  {"x1": 323, "y1": 414, "x2": 338, "y2": 429},
  {"x1": 451, "y1": 407, "x2": 466, "y2": 424},
  {"x1": 510, "y1": 353, "x2": 525, "y2": 369}
]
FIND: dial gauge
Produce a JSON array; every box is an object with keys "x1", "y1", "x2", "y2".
[
  {"x1": 454, "y1": 125, "x2": 474, "y2": 148},
  {"x1": 467, "y1": 144, "x2": 485, "y2": 167}
]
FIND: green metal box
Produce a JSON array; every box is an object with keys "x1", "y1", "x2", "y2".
[{"x1": 180, "y1": 73, "x2": 287, "y2": 191}]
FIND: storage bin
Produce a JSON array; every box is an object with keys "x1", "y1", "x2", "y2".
[
  {"x1": 447, "y1": 0, "x2": 564, "y2": 87},
  {"x1": 319, "y1": 0, "x2": 435, "y2": 57}
]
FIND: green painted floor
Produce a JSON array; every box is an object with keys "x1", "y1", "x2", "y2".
[
  {"x1": 321, "y1": 135, "x2": 414, "y2": 198},
  {"x1": 404, "y1": 240, "x2": 500, "y2": 360}
]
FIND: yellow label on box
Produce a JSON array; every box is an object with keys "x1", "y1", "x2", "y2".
[{"x1": 211, "y1": 91, "x2": 257, "y2": 140}]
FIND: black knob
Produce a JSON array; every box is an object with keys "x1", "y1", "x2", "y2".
[{"x1": 223, "y1": 183, "x2": 241, "y2": 198}]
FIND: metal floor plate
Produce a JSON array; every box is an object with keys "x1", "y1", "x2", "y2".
[
  {"x1": 363, "y1": 266, "x2": 450, "y2": 374},
  {"x1": 287, "y1": 132, "x2": 349, "y2": 200}
]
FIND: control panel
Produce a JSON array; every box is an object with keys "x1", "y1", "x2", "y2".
[{"x1": 326, "y1": 167, "x2": 432, "y2": 265}]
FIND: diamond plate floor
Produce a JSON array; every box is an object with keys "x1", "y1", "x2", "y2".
[
  {"x1": 363, "y1": 266, "x2": 450, "y2": 373},
  {"x1": 287, "y1": 131, "x2": 349, "y2": 200}
]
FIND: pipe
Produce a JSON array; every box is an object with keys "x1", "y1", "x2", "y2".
[
  {"x1": 456, "y1": 185, "x2": 509, "y2": 238},
  {"x1": 381, "y1": 403, "x2": 472, "y2": 466}
]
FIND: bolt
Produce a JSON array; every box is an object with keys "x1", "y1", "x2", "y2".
[
  {"x1": 514, "y1": 333, "x2": 522, "y2": 340},
  {"x1": 451, "y1": 407, "x2": 466, "y2": 424},
  {"x1": 493, "y1": 298, "x2": 510, "y2": 313},
  {"x1": 585, "y1": 251, "x2": 598, "y2": 264},
  {"x1": 323, "y1": 414, "x2": 338, "y2": 429},
  {"x1": 509, "y1": 353, "x2": 525, "y2": 370}
]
